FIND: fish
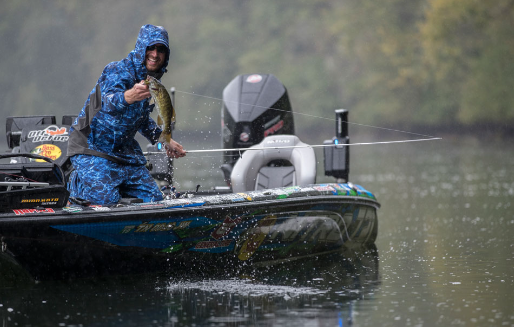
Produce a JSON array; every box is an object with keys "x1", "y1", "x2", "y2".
[{"x1": 145, "y1": 75, "x2": 175, "y2": 143}]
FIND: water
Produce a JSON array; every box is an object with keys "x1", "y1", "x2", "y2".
[{"x1": 1, "y1": 135, "x2": 513, "y2": 326}]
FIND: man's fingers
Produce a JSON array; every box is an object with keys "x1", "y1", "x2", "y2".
[
  {"x1": 165, "y1": 144, "x2": 186, "y2": 158},
  {"x1": 133, "y1": 83, "x2": 151, "y2": 100}
]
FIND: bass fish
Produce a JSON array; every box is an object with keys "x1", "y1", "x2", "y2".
[{"x1": 145, "y1": 75, "x2": 176, "y2": 143}]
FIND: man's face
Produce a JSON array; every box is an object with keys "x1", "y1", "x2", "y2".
[{"x1": 145, "y1": 44, "x2": 167, "y2": 72}]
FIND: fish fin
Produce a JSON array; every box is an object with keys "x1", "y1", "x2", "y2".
[{"x1": 157, "y1": 115, "x2": 163, "y2": 127}]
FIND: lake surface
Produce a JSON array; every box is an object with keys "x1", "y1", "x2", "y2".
[{"x1": 1, "y1": 134, "x2": 513, "y2": 326}]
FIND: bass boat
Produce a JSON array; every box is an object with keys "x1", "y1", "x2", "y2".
[{"x1": 0, "y1": 74, "x2": 380, "y2": 281}]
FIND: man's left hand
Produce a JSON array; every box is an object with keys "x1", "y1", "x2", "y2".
[{"x1": 164, "y1": 139, "x2": 186, "y2": 158}]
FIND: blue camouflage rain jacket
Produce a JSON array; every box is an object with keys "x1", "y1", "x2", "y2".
[{"x1": 67, "y1": 24, "x2": 170, "y2": 165}]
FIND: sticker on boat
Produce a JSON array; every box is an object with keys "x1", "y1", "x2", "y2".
[
  {"x1": 12, "y1": 208, "x2": 55, "y2": 216},
  {"x1": 238, "y1": 215, "x2": 277, "y2": 261},
  {"x1": 27, "y1": 125, "x2": 69, "y2": 142},
  {"x1": 30, "y1": 144, "x2": 62, "y2": 161}
]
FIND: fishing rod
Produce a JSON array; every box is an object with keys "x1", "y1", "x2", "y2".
[{"x1": 143, "y1": 137, "x2": 441, "y2": 155}]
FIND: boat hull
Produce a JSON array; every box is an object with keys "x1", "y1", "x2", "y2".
[{"x1": 0, "y1": 184, "x2": 379, "y2": 281}]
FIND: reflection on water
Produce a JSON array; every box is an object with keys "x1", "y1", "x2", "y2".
[
  {"x1": 0, "y1": 248, "x2": 379, "y2": 326},
  {"x1": 350, "y1": 136, "x2": 514, "y2": 326},
  {"x1": 167, "y1": 247, "x2": 379, "y2": 326},
  {"x1": 1, "y1": 135, "x2": 514, "y2": 326}
]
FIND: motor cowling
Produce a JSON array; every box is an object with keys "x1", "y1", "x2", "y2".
[{"x1": 221, "y1": 74, "x2": 295, "y2": 183}]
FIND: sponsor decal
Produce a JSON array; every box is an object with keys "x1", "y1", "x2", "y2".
[
  {"x1": 238, "y1": 215, "x2": 277, "y2": 261},
  {"x1": 239, "y1": 132, "x2": 250, "y2": 142},
  {"x1": 52, "y1": 217, "x2": 218, "y2": 248},
  {"x1": 122, "y1": 220, "x2": 192, "y2": 234},
  {"x1": 211, "y1": 215, "x2": 242, "y2": 240},
  {"x1": 28, "y1": 125, "x2": 69, "y2": 143},
  {"x1": 350, "y1": 184, "x2": 374, "y2": 198},
  {"x1": 329, "y1": 184, "x2": 349, "y2": 195},
  {"x1": 21, "y1": 198, "x2": 59, "y2": 204},
  {"x1": 276, "y1": 186, "x2": 302, "y2": 199},
  {"x1": 90, "y1": 205, "x2": 111, "y2": 212},
  {"x1": 263, "y1": 120, "x2": 284, "y2": 137},
  {"x1": 13, "y1": 208, "x2": 55, "y2": 216},
  {"x1": 313, "y1": 185, "x2": 336, "y2": 193},
  {"x1": 121, "y1": 225, "x2": 137, "y2": 234},
  {"x1": 164, "y1": 199, "x2": 205, "y2": 208},
  {"x1": 134, "y1": 223, "x2": 154, "y2": 233},
  {"x1": 149, "y1": 221, "x2": 187, "y2": 232},
  {"x1": 265, "y1": 138, "x2": 291, "y2": 145},
  {"x1": 269, "y1": 189, "x2": 289, "y2": 199},
  {"x1": 246, "y1": 74, "x2": 262, "y2": 83},
  {"x1": 194, "y1": 239, "x2": 232, "y2": 250},
  {"x1": 62, "y1": 206, "x2": 83, "y2": 213},
  {"x1": 238, "y1": 193, "x2": 252, "y2": 201},
  {"x1": 284, "y1": 186, "x2": 301, "y2": 194},
  {"x1": 30, "y1": 144, "x2": 62, "y2": 161},
  {"x1": 264, "y1": 115, "x2": 281, "y2": 129},
  {"x1": 161, "y1": 244, "x2": 183, "y2": 253}
]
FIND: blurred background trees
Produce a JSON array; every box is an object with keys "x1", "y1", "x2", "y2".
[{"x1": 1, "y1": 0, "x2": 513, "y2": 139}]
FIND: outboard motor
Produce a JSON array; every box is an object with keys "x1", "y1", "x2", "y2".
[{"x1": 220, "y1": 74, "x2": 295, "y2": 184}]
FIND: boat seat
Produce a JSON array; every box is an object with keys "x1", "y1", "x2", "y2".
[{"x1": 230, "y1": 135, "x2": 316, "y2": 193}]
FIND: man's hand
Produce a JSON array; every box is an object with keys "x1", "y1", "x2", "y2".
[
  {"x1": 164, "y1": 139, "x2": 186, "y2": 159},
  {"x1": 124, "y1": 80, "x2": 151, "y2": 104}
]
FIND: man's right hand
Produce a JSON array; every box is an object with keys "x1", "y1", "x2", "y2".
[{"x1": 124, "y1": 80, "x2": 151, "y2": 104}]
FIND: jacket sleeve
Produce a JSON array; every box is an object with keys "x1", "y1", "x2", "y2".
[
  {"x1": 98, "y1": 63, "x2": 135, "y2": 114},
  {"x1": 96, "y1": 62, "x2": 163, "y2": 144}
]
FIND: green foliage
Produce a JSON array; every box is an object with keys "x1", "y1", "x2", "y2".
[
  {"x1": 420, "y1": 0, "x2": 514, "y2": 128},
  {"x1": 1, "y1": 0, "x2": 513, "y2": 137}
]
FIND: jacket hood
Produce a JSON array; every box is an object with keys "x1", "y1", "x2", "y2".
[{"x1": 129, "y1": 24, "x2": 170, "y2": 80}]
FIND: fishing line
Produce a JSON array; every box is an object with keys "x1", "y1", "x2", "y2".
[
  {"x1": 143, "y1": 137, "x2": 441, "y2": 156},
  {"x1": 184, "y1": 137, "x2": 442, "y2": 153},
  {"x1": 174, "y1": 89, "x2": 437, "y2": 138}
]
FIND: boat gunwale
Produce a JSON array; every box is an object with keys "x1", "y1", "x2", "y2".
[{"x1": 0, "y1": 194, "x2": 380, "y2": 225}]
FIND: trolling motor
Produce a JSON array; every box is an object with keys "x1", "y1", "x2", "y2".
[{"x1": 324, "y1": 109, "x2": 350, "y2": 182}]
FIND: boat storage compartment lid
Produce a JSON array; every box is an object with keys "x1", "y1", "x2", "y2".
[{"x1": 0, "y1": 157, "x2": 69, "y2": 212}]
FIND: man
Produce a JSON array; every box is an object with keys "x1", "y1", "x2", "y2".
[{"x1": 67, "y1": 24, "x2": 186, "y2": 205}]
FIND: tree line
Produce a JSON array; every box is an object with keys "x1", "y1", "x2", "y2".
[{"x1": 1, "y1": 0, "x2": 512, "y2": 137}]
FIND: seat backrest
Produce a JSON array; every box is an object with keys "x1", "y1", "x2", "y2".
[{"x1": 230, "y1": 135, "x2": 316, "y2": 193}]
